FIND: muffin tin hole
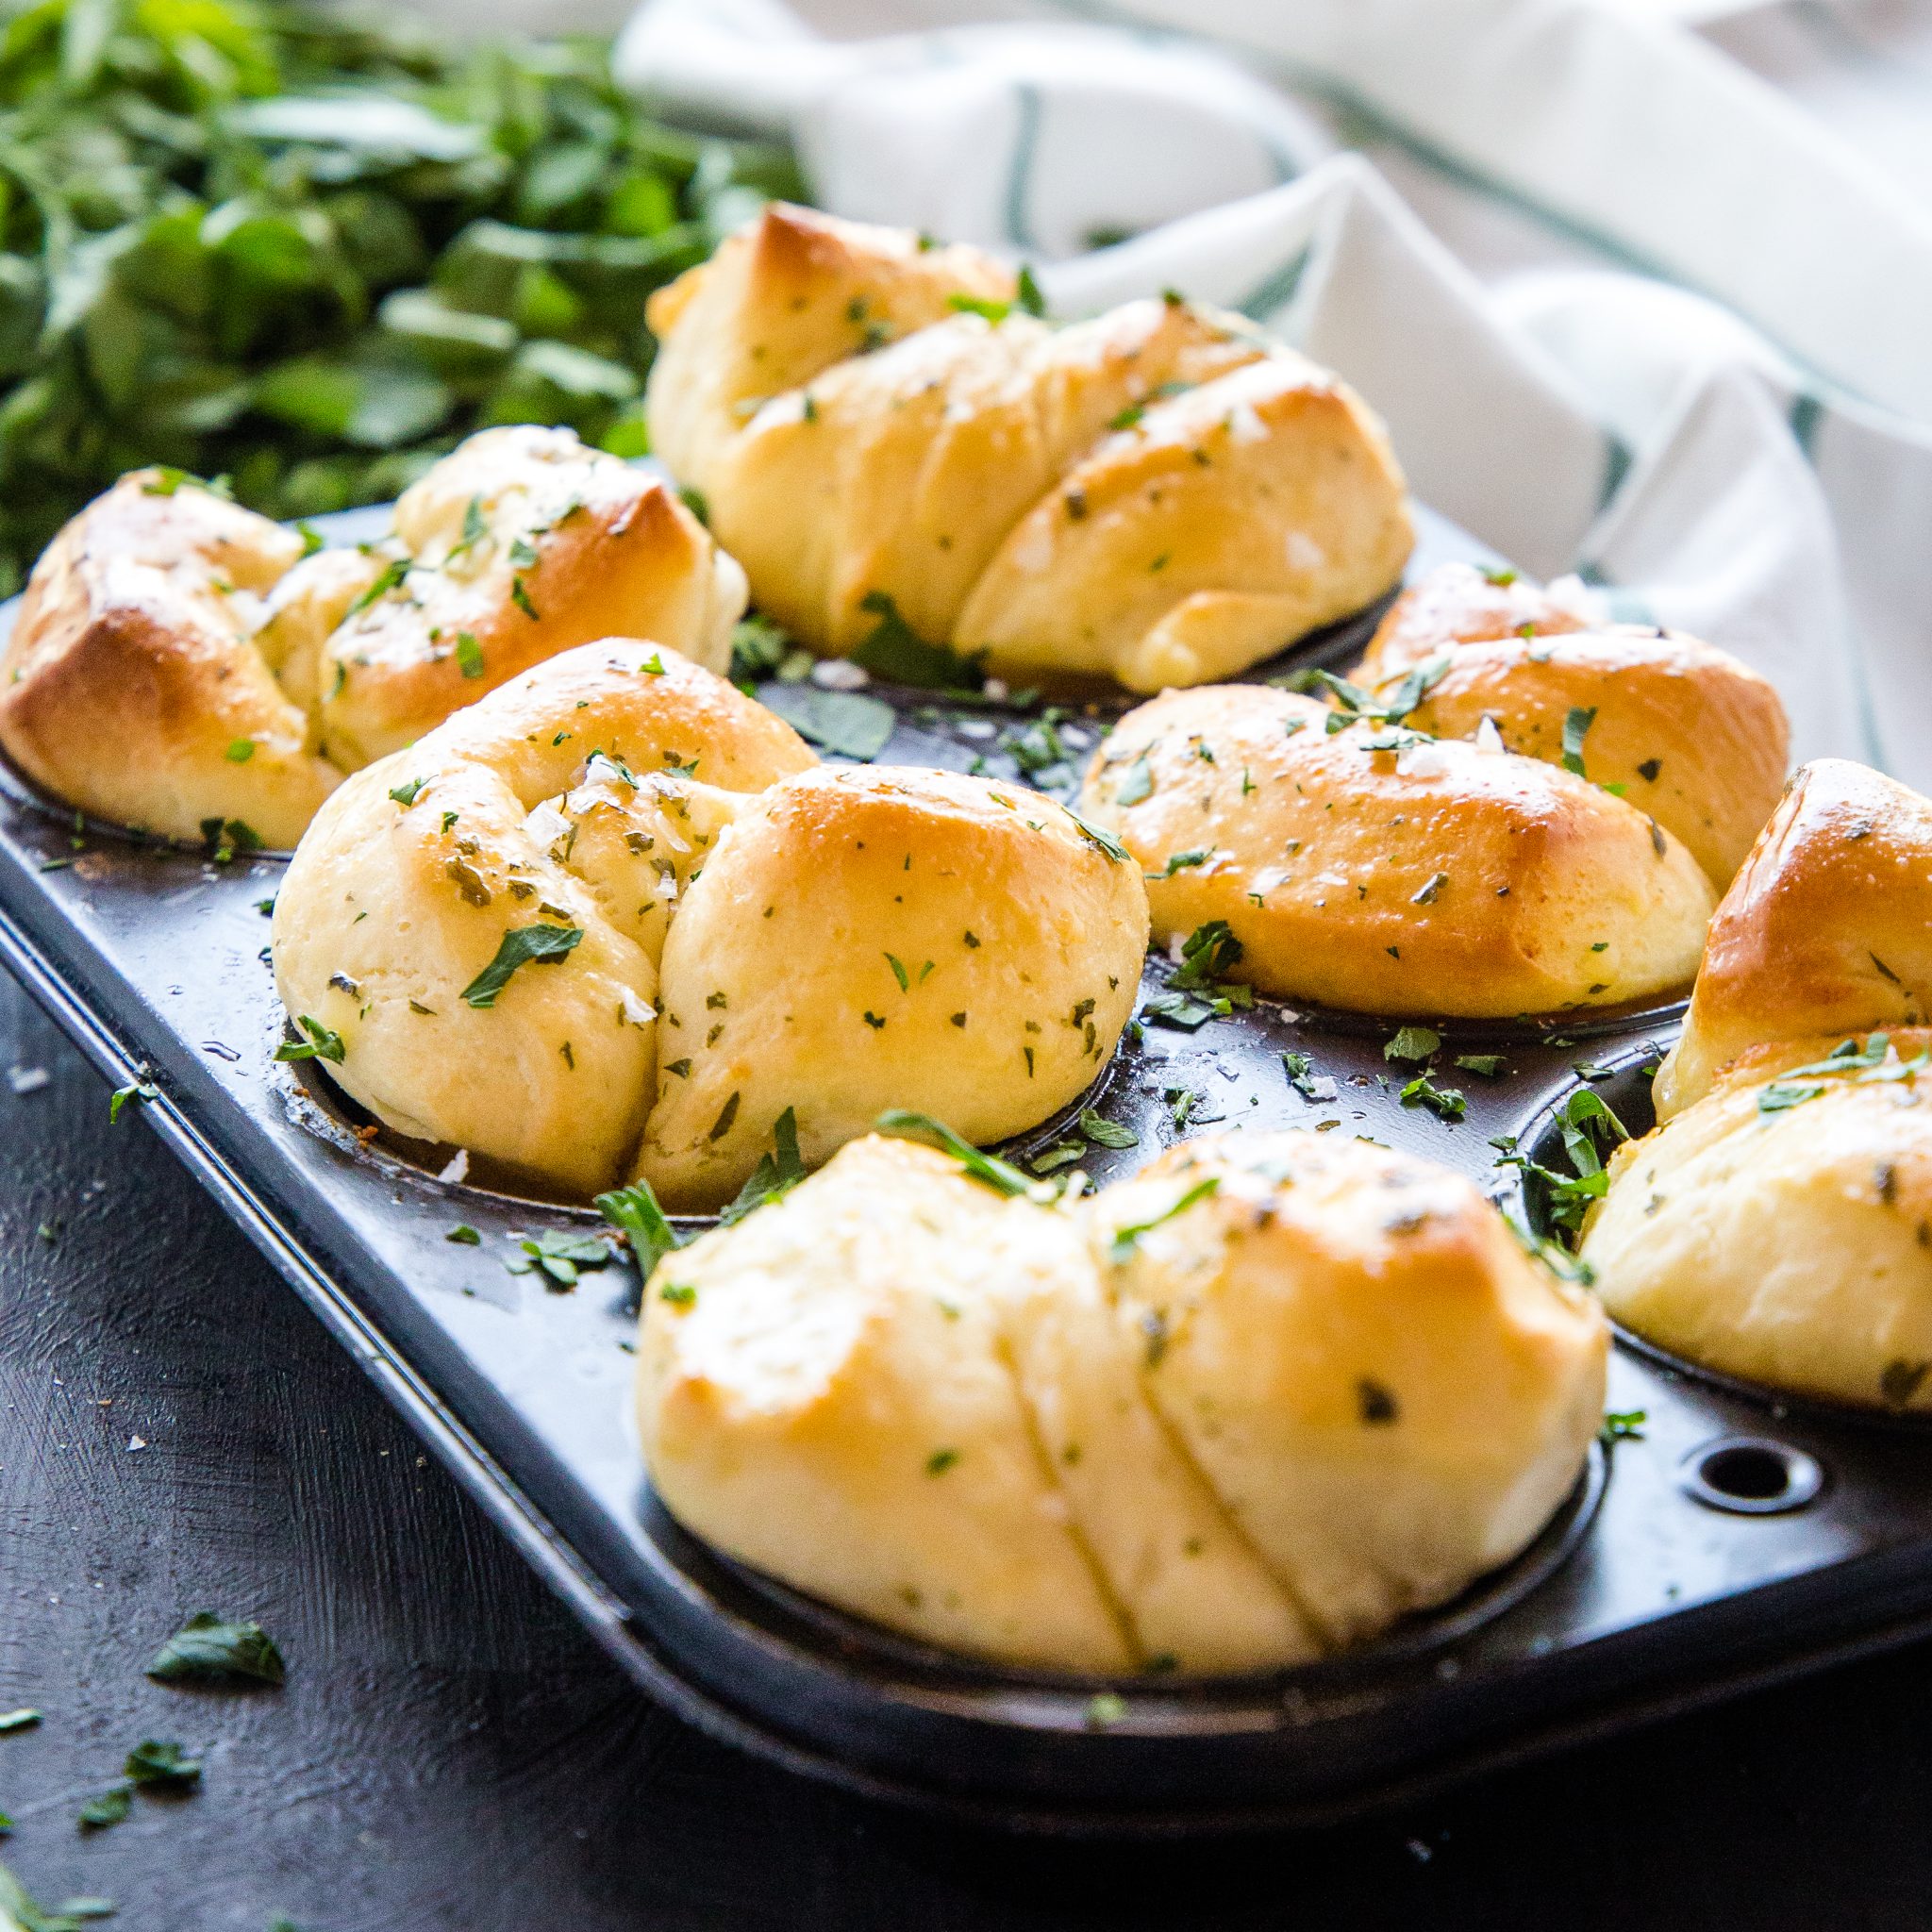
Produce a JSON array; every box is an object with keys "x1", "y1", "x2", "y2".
[{"x1": 1678, "y1": 1438, "x2": 1824, "y2": 1516}]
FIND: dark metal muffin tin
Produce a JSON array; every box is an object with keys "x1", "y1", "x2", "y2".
[{"x1": 6, "y1": 495, "x2": 1932, "y2": 1836}]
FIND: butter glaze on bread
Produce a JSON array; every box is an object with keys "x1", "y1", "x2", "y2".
[
  {"x1": 272, "y1": 641, "x2": 812, "y2": 1196},
  {"x1": 636, "y1": 1130, "x2": 1605, "y2": 1674},
  {"x1": 0, "y1": 429, "x2": 742, "y2": 844},
  {"x1": 1657, "y1": 759, "x2": 1932, "y2": 1121},
  {"x1": 1583, "y1": 1030, "x2": 1932, "y2": 1410},
  {"x1": 275, "y1": 647, "x2": 1146, "y2": 1204},
  {"x1": 1360, "y1": 563, "x2": 1790, "y2": 890},
  {"x1": 645, "y1": 203, "x2": 1412, "y2": 692},
  {"x1": 1077, "y1": 684, "x2": 1713, "y2": 1018},
  {"x1": 0, "y1": 472, "x2": 335, "y2": 847},
  {"x1": 639, "y1": 764, "x2": 1148, "y2": 1209}
]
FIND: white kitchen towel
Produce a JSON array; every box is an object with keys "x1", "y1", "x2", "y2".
[{"x1": 617, "y1": 0, "x2": 1932, "y2": 786}]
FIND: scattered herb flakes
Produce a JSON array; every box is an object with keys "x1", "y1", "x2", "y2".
[
  {"x1": 77, "y1": 1786, "x2": 131, "y2": 1830},
  {"x1": 455, "y1": 632, "x2": 486, "y2": 679},
  {"x1": 1142, "y1": 991, "x2": 1228, "y2": 1031},
  {"x1": 1384, "y1": 1025, "x2": 1441, "y2": 1063},
  {"x1": 146, "y1": 1612, "x2": 286, "y2": 1687},
  {"x1": 388, "y1": 777, "x2": 425, "y2": 808},
  {"x1": 849, "y1": 590, "x2": 987, "y2": 691},
  {"x1": 1357, "y1": 1378, "x2": 1399, "y2": 1425},
  {"x1": 1282, "y1": 1051, "x2": 1333, "y2": 1102},
  {"x1": 460, "y1": 924, "x2": 583, "y2": 1008},
  {"x1": 596, "y1": 1176, "x2": 685, "y2": 1278},
  {"x1": 924, "y1": 1447, "x2": 960, "y2": 1475},
  {"x1": 108, "y1": 1080, "x2": 158, "y2": 1124},
  {"x1": 708, "y1": 1092, "x2": 741, "y2": 1141},
  {"x1": 225, "y1": 738, "x2": 257, "y2": 763},
  {"x1": 1108, "y1": 1176, "x2": 1221, "y2": 1263},
  {"x1": 1066, "y1": 809, "x2": 1130, "y2": 865},
  {"x1": 125, "y1": 1739, "x2": 201, "y2": 1790},
  {"x1": 947, "y1": 291, "x2": 1010, "y2": 323},
  {"x1": 658, "y1": 1282, "x2": 696, "y2": 1307},
  {"x1": 446, "y1": 1224, "x2": 481, "y2": 1245},
  {"x1": 1154, "y1": 847, "x2": 1212, "y2": 878},
  {"x1": 884, "y1": 953, "x2": 910, "y2": 991},
  {"x1": 274, "y1": 1015, "x2": 346, "y2": 1064},
  {"x1": 876, "y1": 1110, "x2": 1037, "y2": 1198},
  {"x1": 1400, "y1": 1074, "x2": 1466, "y2": 1122},
  {"x1": 1172, "y1": 920, "x2": 1244, "y2": 993},
  {"x1": 1085, "y1": 1691, "x2": 1128, "y2": 1730},
  {"x1": 1077, "y1": 1109, "x2": 1139, "y2": 1151},
  {"x1": 1560, "y1": 706, "x2": 1596, "y2": 779},
  {"x1": 1030, "y1": 1141, "x2": 1087, "y2": 1174},
  {"x1": 720, "y1": 1108, "x2": 808, "y2": 1224},
  {"x1": 1453, "y1": 1054, "x2": 1506, "y2": 1077},
  {"x1": 507, "y1": 1227, "x2": 612, "y2": 1290},
  {"x1": 509, "y1": 575, "x2": 541, "y2": 621},
  {"x1": 1599, "y1": 1408, "x2": 1648, "y2": 1443},
  {"x1": 1115, "y1": 756, "x2": 1154, "y2": 807},
  {"x1": 758, "y1": 683, "x2": 896, "y2": 761},
  {"x1": 1758, "y1": 1080, "x2": 1826, "y2": 1115},
  {"x1": 1016, "y1": 264, "x2": 1048, "y2": 317}
]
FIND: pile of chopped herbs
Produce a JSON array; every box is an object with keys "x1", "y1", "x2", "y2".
[{"x1": 0, "y1": 0, "x2": 802, "y2": 593}]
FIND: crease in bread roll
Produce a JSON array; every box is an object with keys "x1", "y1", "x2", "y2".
[
  {"x1": 636, "y1": 1129, "x2": 1606, "y2": 1674},
  {"x1": 274, "y1": 643, "x2": 1149, "y2": 1205},
  {"x1": 1357, "y1": 562, "x2": 1790, "y2": 891},
  {"x1": 644, "y1": 202, "x2": 1412, "y2": 692},
  {"x1": 1581, "y1": 1028, "x2": 1932, "y2": 1411},
  {"x1": 1077, "y1": 682, "x2": 1715, "y2": 1019},
  {"x1": 0, "y1": 427, "x2": 743, "y2": 845},
  {"x1": 1658, "y1": 758, "x2": 1932, "y2": 1120}
]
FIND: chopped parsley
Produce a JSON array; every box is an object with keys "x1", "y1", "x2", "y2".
[
  {"x1": 849, "y1": 590, "x2": 986, "y2": 691},
  {"x1": 595, "y1": 1175, "x2": 685, "y2": 1278},
  {"x1": 460, "y1": 924, "x2": 583, "y2": 1008},
  {"x1": 275, "y1": 1015, "x2": 346, "y2": 1064},
  {"x1": 455, "y1": 631, "x2": 485, "y2": 679},
  {"x1": 875, "y1": 1109, "x2": 1037, "y2": 1198},
  {"x1": 1078, "y1": 1109, "x2": 1139, "y2": 1150},
  {"x1": 146, "y1": 1612, "x2": 285, "y2": 1686},
  {"x1": 508, "y1": 1228, "x2": 613, "y2": 1289},
  {"x1": 1560, "y1": 705, "x2": 1596, "y2": 780},
  {"x1": 1108, "y1": 1175, "x2": 1220, "y2": 1262},
  {"x1": 1400, "y1": 1074, "x2": 1466, "y2": 1121},
  {"x1": 720, "y1": 1107, "x2": 808, "y2": 1224},
  {"x1": 1384, "y1": 1025, "x2": 1441, "y2": 1063}
]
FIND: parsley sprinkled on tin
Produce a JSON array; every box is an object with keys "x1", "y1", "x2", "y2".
[
  {"x1": 1400, "y1": 1074, "x2": 1466, "y2": 1121},
  {"x1": 1384, "y1": 1025, "x2": 1441, "y2": 1063},
  {"x1": 146, "y1": 1612, "x2": 285, "y2": 1686},
  {"x1": 108, "y1": 1079, "x2": 159, "y2": 1124}
]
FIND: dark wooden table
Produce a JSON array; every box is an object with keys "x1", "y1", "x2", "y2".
[{"x1": 1, "y1": 967, "x2": 1929, "y2": 1930}]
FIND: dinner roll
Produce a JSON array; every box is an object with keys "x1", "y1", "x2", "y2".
[
  {"x1": 263, "y1": 425, "x2": 746, "y2": 767},
  {"x1": 1657, "y1": 760, "x2": 1932, "y2": 1121},
  {"x1": 1582, "y1": 1029, "x2": 1932, "y2": 1410},
  {"x1": 1091, "y1": 1134, "x2": 1607, "y2": 1645},
  {"x1": 635, "y1": 1127, "x2": 1606, "y2": 1674},
  {"x1": 645, "y1": 202, "x2": 1412, "y2": 691},
  {"x1": 273, "y1": 641, "x2": 815, "y2": 1196},
  {"x1": 636, "y1": 764, "x2": 1149, "y2": 1209},
  {"x1": 0, "y1": 428, "x2": 744, "y2": 844},
  {"x1": 1077, "y1": 683, "x2": 1714, "y2": 1018},
  {"x1": 0, "y1": 471, "x2": 337, "y2": 848},
  {"x1": 1357, "y1": 559, "x2": 1599, "y2": 678}
]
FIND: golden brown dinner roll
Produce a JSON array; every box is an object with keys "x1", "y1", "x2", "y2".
[
  {"x1": 1657, "y1": 759, "x2": 1932, "y2": 1121},
  {"x1": 637, "y1": 764, "x2": 1149, "y2": 1209},
  {"x1": 635, "y1": 1127, "x2": 1606, "y2": 1674},
  {"x1": 275, "y1": 650, "x2": 1146, "y2": 1203},
  {"x1": 1582, "y1": 1029, "x2": 1932, "y2": 1410},
  {"x1": 1091, "y1": 1134, "x2": 1607, "y2": 1645},
  {"x1": 0, "y1": 471, "x2": 339, "y2": 848},
  {"x1": 266, "y1": 425, "x2": 747, "y2": 768},
  {"x1": 644, "y1": 202, "x2": 1412, "y2": 692},
  {"x1": 0, "y1": 429, "x2": 744, "y2": 845},
  {"x1": 1357, "y1": 563, "x2": 1790, "y2": 890},
  {"x1": 1357, "y1": 558, "x2": 1597, "y2": 679},
  {"x1": 273, "y1": 641, "x2": 815, "y2": 1196},
  {"x1": 1077, "y1": 683, "x2": 1714, "y2": 1019}
]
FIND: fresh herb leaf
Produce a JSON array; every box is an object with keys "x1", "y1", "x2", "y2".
[
  {"x1": 1758, "y1": 1080, "x2": 1826, "y2": 1114},
  {"x1": 1078, "y1": 1109, "x2": 1139, "y2": 1150},
  {"x1": 274, "y1": 1015, "x2": 345, "y2": 1064},
  {"x1": 388, "y1": 777, "x2": 425, "y2": 808},
  {"x1": 1400, "y1": 1074, "x2": 1466, "y2": 1121},
  {"x1": 595, "y1": 1176, "x2": 684, "y2": 1277},
  {"x1": 1454, "y1": 1053, "x2": 1506, "y2": 1076},
  {"x1": 1599, "y1": 1409, "x2": 1647, "y2": 1442},
  {"x1": 108, "y1": 1080, "x2": 158, "y2": 1124},
  {"x1": 455, "y1": 632, "x2": 485, "y2": 679},
  {"x1": 507, "y1": 1227, "x2": 611, "y2": 1288},
  {"x1": 875, "y1": 1110, "x2": 1037, "y2": 1198},
  {"x1": 1141, "y1": 990, "x2": 1228, "y2": 1031},
  {"x1": 125, "y1": 1738, "x2": 201, "y2": 1790},
  {"x1": 446, "y1": 1224, "x2": 481, "y2": 1245},
  {"x1": 1015, "y1": 264, "x2": 1047, "y2": 318},
  {"x1": 849, "y1": 591, "x2": 986, "y2": 691},
  {"x1": 1115, "y1": 756, "x2": 1154, "y2": 807},
  {"x1": 1172, "y1": 920, "x2": 1243, "y2": 991},
  {"x1": 1561, "y1": 705, "x2": 1596, "y2": 779},
  {"x1": 77, "y1": 1787, "x2": 131, "y2": 1830},
  {"x1": 758, "y1": 684, "x2": 896, "y2": 761},
  {"x1": 1153, "y1": 848, "x2": 1212, "y2": 878},
  {"x1": 146, "y1": 1613, "x2": 285, "y2": 1686},
  {"x1": 460, "y1": 924, "x2": 583, "y2": 1008},
  {"x1": 946, "y1": 292, "x2": 1010, "y2": 324},
  {"x1": 1065, "y1": 808, "x2": 1128, "y2": 865},
  {"x1": 719, "y1": 1107, "x2": 808, "y2": 1225},
  {"x1": 345, "y1": 556, "x2": 408, "y2": 618},
  {"x1": 1107, "y1": 1175, "x2": 1221, "y2": 1262},
  {"x1": 728, "y1": 614, "x2": 791, "y2": 683},
  {"x1": 1384, "y1": 1025, "x2": 1441, "y2": 1063}
]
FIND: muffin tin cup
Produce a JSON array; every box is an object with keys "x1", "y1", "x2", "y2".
[{"x1": 9, "y1": 497, "x2": 1932, "y2": 1832}]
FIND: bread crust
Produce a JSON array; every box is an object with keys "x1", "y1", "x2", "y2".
[
  {"x1": 1657, "y1": 758, "x2": 1932, "y2": 1119},
  {"x1": 0, "y1": 428, "x2": 744, "y2": 843},
  {"x1": 638, "y1": 763, "x2": 1149, "y2": 1208},
  {"x1": 635, "y1": 1128, "x2": 1605, "y2": 1672},
  {"x1": 1585, "y1": 1028, "x2": 1932, "y2": 1408},
  {"x1": 646, "y1": 204, "x2": 1412, "y2": 691},
  {"x1": 1078, "y1": 683, "x2": 1714, "y2": 1018}
]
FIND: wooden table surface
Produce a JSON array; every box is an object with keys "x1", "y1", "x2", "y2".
[{"x1": 1, "y1": 965, "x2": 1929, "y2": 1931}]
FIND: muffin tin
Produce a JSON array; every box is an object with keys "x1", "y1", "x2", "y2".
[{"x1": 6, "y1": 493, "x2": 1932, "y2": 1835}]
